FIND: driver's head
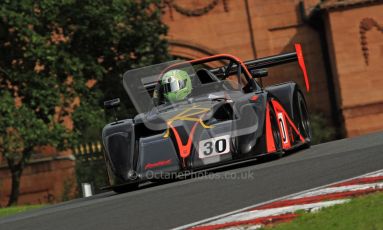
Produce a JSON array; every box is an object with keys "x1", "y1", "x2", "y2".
[{"x1": 161, "y1": 69, "x2": 192, "y2": 102}]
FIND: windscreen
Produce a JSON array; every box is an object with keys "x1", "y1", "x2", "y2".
[
  {"x1": 123, "y1": 60, "x2": 192, "y2": 114},
  {"x1": 122, "y1": 59, "x2": 249, "y2": 114}
]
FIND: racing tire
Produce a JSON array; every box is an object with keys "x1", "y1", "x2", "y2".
[
  {"x1": 105, "y1": 159, "x2": 139, "y2": 193},
  {"x1": 112, "y1": 182, "x2": 139, "y2": 194},
  {"x1": 293, "y1": 91, "x2": 312, "y2": 145}
]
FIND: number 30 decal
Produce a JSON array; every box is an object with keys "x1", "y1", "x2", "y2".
[{"x1": 199, "y1": 135, "x2": 230, "y2": 159}]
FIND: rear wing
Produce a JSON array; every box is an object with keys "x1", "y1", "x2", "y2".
[
  {"x1": 209, "y1": 44, "x2": 310, "y2": 92},
  {"x1": 244, "y1": 44, "x2": 310, "y2": 92}
]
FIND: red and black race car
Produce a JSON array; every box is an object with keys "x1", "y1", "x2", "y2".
[{"x1": 102, "y1": 44, "x2": 312, "y2": 193}]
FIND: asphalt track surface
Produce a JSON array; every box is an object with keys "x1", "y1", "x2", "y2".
[{"x1": 1, "y1": 131, "x2": 383, "y2": 230}]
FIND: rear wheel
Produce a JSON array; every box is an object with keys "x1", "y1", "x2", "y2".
[{"x1": 293, "y1": 91, "x2": 312, "y2": 144}]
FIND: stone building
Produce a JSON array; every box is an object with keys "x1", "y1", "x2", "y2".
[{"x1": 161, "y1": 0, "x2": 383, "y2": 137}]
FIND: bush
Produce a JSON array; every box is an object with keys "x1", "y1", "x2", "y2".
[{"x1": 310, "y1": 113, "x2": 336, "y2": 144}]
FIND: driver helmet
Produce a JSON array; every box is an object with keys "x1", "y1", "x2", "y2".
[{"x1": 161, "y1": 69, "x2": 192, "y2": 102}]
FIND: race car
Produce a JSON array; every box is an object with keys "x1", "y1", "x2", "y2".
[{"x1": 102, "y1": 44, "x2": 312, "y2": 193}]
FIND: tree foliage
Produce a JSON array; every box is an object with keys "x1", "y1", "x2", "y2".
[{"x1": 0, "y1": 0, "x2": 169, "y2": 205}]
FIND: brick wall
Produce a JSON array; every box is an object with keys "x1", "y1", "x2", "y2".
[
  {"x1": 162, "y1": 0, "x2": 383, "y2": 136},
  {"x1": 0, "y1": 156, "x2": 77, "y2": 207},
  {"x1": 163, "y1": 0, "x2": 254, "y2": 59},
  {"x1": 323, "y1": 3, "x2": 383, "y2": 136},
  {"x1": 249, "y1": 0, "x2": 332, "y2": 116},
  {"x1": 162, "y1": 0, "x2": 333, "y2": 119}
]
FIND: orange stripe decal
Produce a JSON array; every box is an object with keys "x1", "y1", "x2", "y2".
[
  {"x1": 271, "y1": 99, "x2": 305, "y2": 148},
  {"x1": 283, "y1": 112, "x2": 305, "y2": 143},
  {"x1": 265, "y1": 103, "x2": 276, "y2": 153},
  {"x1": 169, "y1": 122, "x2": 199, "y2": 159}
]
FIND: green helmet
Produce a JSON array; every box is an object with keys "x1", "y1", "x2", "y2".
[{"x1": 161, "y1": 69, "x2": 192, "y2": 102}]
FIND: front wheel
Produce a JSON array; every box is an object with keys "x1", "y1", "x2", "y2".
[
  {"x1": 112, "y1": 182, "x2": 139, "y2": 193},
  {"x1": 105, "y1": 160, "x2": 139, "y2": 193}
]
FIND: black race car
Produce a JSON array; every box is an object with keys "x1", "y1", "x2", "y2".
[{"x1": 102, "y1": 44, "x2": 312, "y2": 193}]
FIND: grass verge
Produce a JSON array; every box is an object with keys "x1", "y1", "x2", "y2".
[
  {"x1": 266, "y1": 192, "x2": 383, "y2": 230},
  {"x1": 0, "y1": 205, "x2": 44, "y2": 218}
]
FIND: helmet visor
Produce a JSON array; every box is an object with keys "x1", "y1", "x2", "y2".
[{"x1": 163, "y1": 77, "x2": 186, "y2": 93}]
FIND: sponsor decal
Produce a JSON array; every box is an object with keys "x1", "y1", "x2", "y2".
[
  {"x1": 277, "y1": 112, "x2": 289, "y2": 144},
  {"x1": 144, "y1": 159, "x2": 172, "y2": 170},
  {"x1": 250, "y1": 95, "x2": 259, "y2": 101}
]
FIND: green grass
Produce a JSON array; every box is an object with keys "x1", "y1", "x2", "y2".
[
  {"x1": 266, "y1": 192, "x2": 383, "y2": 230},
  {"x1": 0, "y1": 205, "x2": 44, "y2": 218}
]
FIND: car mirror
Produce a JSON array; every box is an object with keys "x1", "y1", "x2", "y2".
[
  {"x1": 104, "y1": 98, "x2": 120, "y2": 109},
  {"x1": 250, "y1": 68, "x2": 268, "y2": 78}
]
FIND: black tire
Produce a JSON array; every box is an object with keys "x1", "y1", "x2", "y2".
[
  {"x1": 293, "y1": 91, "x2": 312, "y2": 144},
  {"x1": 112, "y1": 182, "x2": 139, "y2": 193},
  {"x1": 105, "y1": 159, "x2": 139, "y2": 194}
]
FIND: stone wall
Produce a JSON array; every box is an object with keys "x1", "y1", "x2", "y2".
[{"x1": 323, "y1": 3, "x2": 383, "y2": 136}]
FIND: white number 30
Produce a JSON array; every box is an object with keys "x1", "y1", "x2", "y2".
[{"x1": 198, "y1": 135, "x2": 230, "y2": 159}]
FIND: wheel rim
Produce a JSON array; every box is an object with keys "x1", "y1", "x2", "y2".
[{"x1": 270, "y1": 110, "x2": 282, "y2": 150}]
